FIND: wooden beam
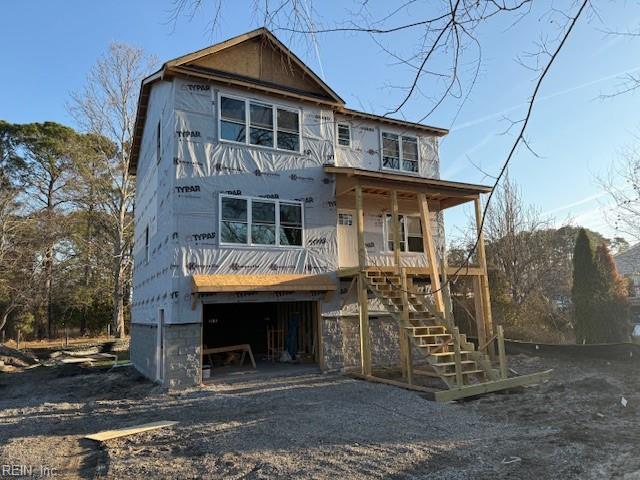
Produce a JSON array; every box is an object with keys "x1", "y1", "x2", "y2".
[
  {"x1": 400, "y1": 267, "x2": 412, "y2": 383},
  {"x1": 356, "y1": 185, "x2": 371, "y2": 376},
  {"x1": 316, "y1": 301, "x2": 325, "y2": 371},
  {"x1": 433, "y1": 369, "x2": 553, "y2": 403},
  {"x1": 472, "y1": 276, "x2": 487, "y2": 353},
  {"x1": 474, "y1": 197, "x2": 495, "y2": 354},
  {"x1": 418, "y1": 193, "x2": 445, "y2": 314},
  {"x1": 349, "y1": 373, "x2": 437, "y2": 401},
  {"x1": 497, "y1": 325, "x2": 507, "y2": 379},
  {"x1": 85, "y1": 421, "x2": 179, "y2": 442},
  {"x1": 391, "y1": 190, "x2": 402, "y2": 267}
]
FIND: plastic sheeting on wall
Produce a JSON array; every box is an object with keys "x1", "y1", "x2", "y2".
[{"x1": 131, "y1": 79, "x2": 444, "y2": 326}]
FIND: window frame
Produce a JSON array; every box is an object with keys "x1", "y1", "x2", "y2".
[
  {"x1": 382, "y1": 213, "x2": 424, "y2": 254},
  {"x1": 336, "y1": 123, "x2": 351, "y2": 147},
  {"x1": 217, "y1": 92, "x2": 302, "y2": 154},
  {"x1": 380, "y1": 130, "x2": 421, "y2": 175},
  {"x1": 218, "y1": 193, "x2": 305, "y2": 248}
]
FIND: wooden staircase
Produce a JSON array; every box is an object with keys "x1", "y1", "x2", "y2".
[{"x1": 365, "y1": 270, "x2": 501, "y2": 388}]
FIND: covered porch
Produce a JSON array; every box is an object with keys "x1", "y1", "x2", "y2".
[{"x1": 326, "y1": 166, "x2": 532, "y2": 399}]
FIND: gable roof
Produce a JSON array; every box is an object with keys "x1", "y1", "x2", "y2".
[{"x1": 129, "y1": 28, "x2": 448, "y2": 174}]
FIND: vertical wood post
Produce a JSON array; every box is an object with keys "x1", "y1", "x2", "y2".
[
  {"x1": 453, "y1": 326, "x2": 463, "y2": 387},
  {"x1": 400, "y1": 267, "x2": 412, "y2": 384},
  {"x1": 497, "y1": 325, "x2": 508, "y2": 379},
  {"x1": 391, "y1": 190, "x2": 402, "y2": 269},
  {"x1": 418, "y1": 193, "x2": 445, "y2": 314},
  {"x1": 356, "y1": 185, "x2": 372, "y2": 376},
  {"x1": 17, "y1": 329, "x2": 21, "y2": 351},
  {"x1": 474, "y1": 196, "x2": 495, "y2": 357},
  {"x1": 316, "y1": 301, "x2": 325, "y2": 371},
  {"x1": 472, "y1": 276, "x2": 487, "y2": 353}
]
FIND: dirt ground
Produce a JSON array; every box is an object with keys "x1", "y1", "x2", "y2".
[{"x1": 1, "y1": 353, "x2": 639, "y2": 479}]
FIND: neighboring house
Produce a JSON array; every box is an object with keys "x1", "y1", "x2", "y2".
[
  {"x1": 614, "y1": 244, "x2": 640, "y2": 324},
  {"x1": 130, "y1": 28, "x2": 510, "y2": 396}
]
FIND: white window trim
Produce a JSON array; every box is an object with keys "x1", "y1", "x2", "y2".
[
  {"x1": 336, "y1": 122, "x2": 351, "y2": 148},
  {"x1": 382, "y1": 213, "x2": 424, "y2": 254},
  {"x1": 379, "y1": 130, "x2": 421, "y2": 175},
  {"x1": 217, "y1": 92, "x2": 303, "y2": 154},
  {"x1": 218, "y1": 193, "x2": 305, "y2": 249}
]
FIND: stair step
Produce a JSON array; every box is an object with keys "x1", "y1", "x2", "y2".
[
  {"x1": 432, "y1": 360, "x2": 477, "y2": 368},
  {"x1": 430, "y1": 350, "x2": 473, "y2": 357},
  {"x1": 440, "y1": 369, "x2": 485, "y2": 377}
]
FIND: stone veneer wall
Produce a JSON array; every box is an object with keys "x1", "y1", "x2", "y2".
[
  {"x1": 131, "y1": 322, "x2": 201, "y2": 389},
  {"x1": 322, "y1": 315, "x2": 402, "y2": 370},
  {"x1": 164, "y1": 323, "x2": 202, "y2": 389}
]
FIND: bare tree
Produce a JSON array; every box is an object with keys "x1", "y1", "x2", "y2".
[
  {"x1": 600, "y1": 144, "x2": 640, "y2": 243},
  {"x1": 170, "y1": 0, "x2": 591, "y2": 283},
  {"x1": 69, "y1": 43, "x2": 156, "y2": 338}
]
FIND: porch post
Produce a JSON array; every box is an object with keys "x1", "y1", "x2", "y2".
[
  {"x1": 355, "y1": 185, "x2": 372, "y2": 375},
  {"x1": 391, "y1": 190, "x2": 402, "y2": 268},
  {"x1": 391, "y1": 190, "x2": 408, "y2": 379},
  {"x1": 418, "y1": 193, "x2": 445, "y2": 314},
  {"x1": 474, "y1": 196, "x2": 495, "y2": 356},
  {"x1": 473, "y1": 276, "x2": 487, "y2": 353}
]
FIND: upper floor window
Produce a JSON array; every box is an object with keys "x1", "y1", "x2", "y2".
[
  {"x1": 144, "y1": 225, "x2": 150, "y2": 262},
  {"x1": 384, "y1": 214, "x2": 424, "y2": 253},
  {"x1": 219, "y1": 94, "x2": 301, "y2": 152},
  {"x1": 381, "y1": 132, "x2": 419, "y2": 173},
  {"x1": 337, "y1": 123, "x2": 351, "y2": 147},
  {"x1": 219, "y1": 194, "x2": 304, "y2": 247}
]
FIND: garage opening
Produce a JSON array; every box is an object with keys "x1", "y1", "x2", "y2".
[{"x1": 201, "y1": 300, "x2": 318, "y2": 379}]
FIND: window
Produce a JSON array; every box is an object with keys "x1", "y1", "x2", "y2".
[
  {"x1": 251, "y1": 200, "x2": 276, "y2": 245},
  {"x1": 219, "y1": 195, "x2": 303, "y2": 247},
  {"x1": 250, "y1": 102, "x2": 274, "y2": 147},
  {"x1": 277, "y1": 108, "x2": 300, "y2": 151},
  {"x1": 381, "y1": 132, "x2": 419, "y2": 173},
  {"x1": 220, "y1": 196, "x2": 248, "y2": 244},
  {"x1": 337, "y1": 123, "x2": 351, "y2": 147},
  {"x1": 279, "y1": 202, "x2": 303, "y2": 246},
  {"x1": 338, "y1": 213, "x2": 353, "y2": 225},
  {"x1": 220, "y1": 96, "x2": 246, "y2": 142},
  {"x1": 156, "y1": 120, "x2": 161, "y2": 164},
  {"x1": 219, "y1": 94, "x2": 301, "y2": 152},
  {"x1": 144, "y1": 225, "x2": 149, "y2": 262},
  {"x1": 384, "y1": 214, "x2": 424, "y2": 253}
]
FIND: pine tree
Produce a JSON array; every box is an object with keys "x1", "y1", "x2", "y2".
[{"x1": 572, "y1": 229, "x2": 599, "y2": 343}]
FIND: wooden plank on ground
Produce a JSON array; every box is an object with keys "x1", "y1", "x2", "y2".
[{"x1": 85, "y1": 421, "x2": 179, "y2": 442}]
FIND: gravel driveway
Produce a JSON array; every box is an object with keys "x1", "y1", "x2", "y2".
[{"x1": 1, "y1": 355, "x2": 638, "y2": 479}]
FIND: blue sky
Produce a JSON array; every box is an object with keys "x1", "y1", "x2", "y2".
[{"x1": 2, "y1": 1, "x2": 640, "y2": 244}]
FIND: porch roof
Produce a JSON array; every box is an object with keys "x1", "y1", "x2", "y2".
[
  {"x1": 324, "y1": 165, "x2": 492, "y2": 210},
  {"x1": 191, "y1": 274, "x2": 337, "y2": 293}
]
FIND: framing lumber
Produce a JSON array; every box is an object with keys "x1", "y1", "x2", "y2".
[
  {"x1": 432, "y1": 369, "x2": 553, "y2": 402},
  {"x1": 497, "y1": 325, "x2": 507, "y2": 379},
  {"x1": 337, "y1": 266, "x2": 484, "y2": 278},
  {"x1": 472, "y1": 276, "x2": 487, "y2": 352},
  {"x1": 316, "y1": 301, "x2": 325, "y2": 370},
  {"x1": 355, "y1": 185, "x2": 372, "y2": 376},
  {"x1": 85, "y1": 421, "x2": 179, "y2": 442},
  {"x1": 474, "y1": 197, "x2": 495, "y2": 355},
  {"x1": 418, "y1": 193, "x2": 445, "y2": 314}
]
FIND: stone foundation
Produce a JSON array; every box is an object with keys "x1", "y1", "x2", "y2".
[
  {"x1": 321, "y1": 315, "x2": 402, "y2": 370},
  {"x1": 131, "y1": 322, "x2": 201, "y2": 389}
]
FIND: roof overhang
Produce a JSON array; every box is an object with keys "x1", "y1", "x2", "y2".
[
  {"x1": 192, "y1": 274, "x2": 337, "y2": 294},
  {"x1": 325, "y1": 165, "x2": 492, "y2": 210}
]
